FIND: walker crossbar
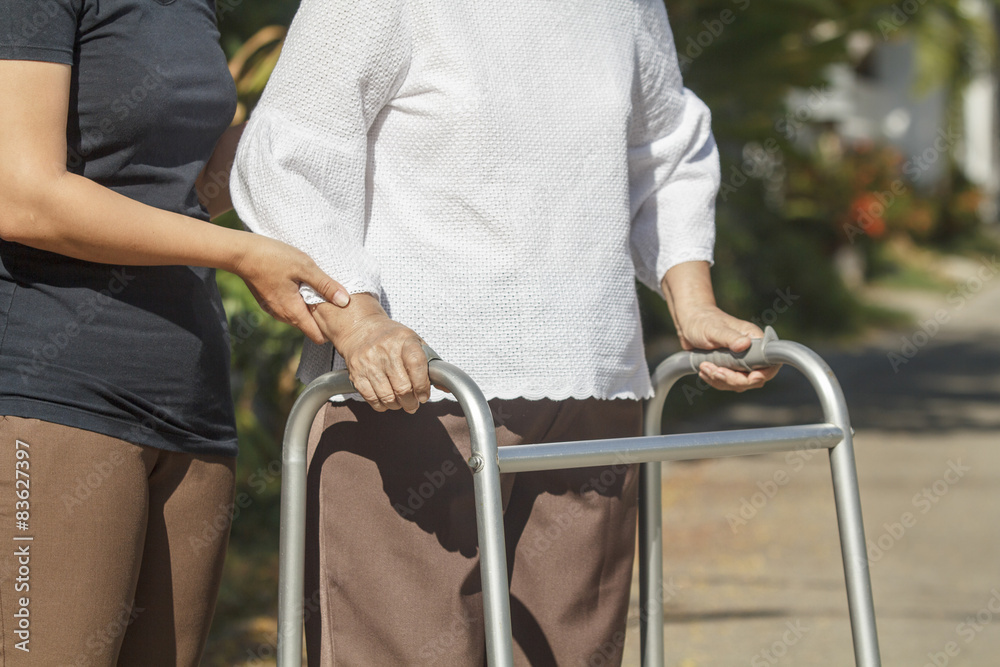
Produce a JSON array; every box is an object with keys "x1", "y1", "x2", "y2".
[
  {"x1": 497, "y1": 423, "x2": 842, "y2": 473},
  {"x1": 276, "y1": 331, "x2": 881, "y2": 667}
]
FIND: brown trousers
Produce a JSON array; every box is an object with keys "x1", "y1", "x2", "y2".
[
  {"x1": 305, "y1": 398, "x2": 642, "y2": 666},
  {"x1": 0, "y1": 416, "x2": 235, "y2": 667}
]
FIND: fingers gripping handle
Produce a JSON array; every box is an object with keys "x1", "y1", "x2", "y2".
[{"x1": 688, "y1": 326, "x2": 779, "y2": 372}]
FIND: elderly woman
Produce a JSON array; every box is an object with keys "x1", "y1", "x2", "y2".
[
  {"x1": 233, "y1": 0, "x2": 777, "y2": 664},
  {"x1": 0, "y1": 1, "x2": 351, "y2": 664}
]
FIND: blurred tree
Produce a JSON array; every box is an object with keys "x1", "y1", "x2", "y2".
[
  {"x1": 216, "y1": 0, "x2": 297, "y2": 55},
  {"x1": 228, "y1": 26, "x2": 287, "y2": 124},
  {"x1": 643, "y1": 0, "x2": 999, "y2": 343}
]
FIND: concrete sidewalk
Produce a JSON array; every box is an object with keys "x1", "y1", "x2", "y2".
[{"x1": 621, "y1": 256, "x2": 1000, "y2": 665}]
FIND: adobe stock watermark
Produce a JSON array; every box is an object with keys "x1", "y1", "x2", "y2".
[
  {"x1": 190, "y1": 495, "x2": 252, "y2": 555},
  {"x1": 748, "y1": 288, "x2": 799, "y2": 330},
  {"x1": 242, "y1": 589, "x2": 322, "y2": 665},
  {"x1": 247, "y1": 457, "x2": 283, "y2": 495},
  {"x1": 64, "y1": 604, "x2": 144, "y2": 667},
  {"x1": 638, "y1": 576, "x2": 684, "y2": 623},
  {"x1": 392, "y1": 459, "x2": 460, "y2": 518},
  {"x1": 677, "y1": 0, "x2": 753, "y2": 71},
  {"x1": 865, "y1": 459, "x2": 969, "y2": 564},
  {"x1": 887, "y1": 255, "x2": 998, "y2": 372},
  {"x1": 417, "y1": 609, "x2": 479, "y2": 662},
  {"x1": 520, "y1": 501, "x2": 586, "y2": 564},
  {"x1": 16, "y1": 268, "x2": 136, "y2": 382},
  {"x1": 188, "y1": 457, "x2": 284, "y2": 555},
  {"x1": 14, "y1": 1, "x2": 66, "y2": 41},
  {"x1": 522, "y1": 452, "x2": 638, "y2": 563},
  {"x1": 121, "y1": 405, "x2": 181, "y2": 448},
  {"x1": 718, "y1": 86, "x2": 832, "y2": 202},
  {"x1": 725, "y1": 432, "x2": 838, "y2": 533},
  {"x1": 198, "y1": 166, "x2": 233, "y2": 219},
  {"x1": 66, "y1": 65, "x2": 169, "y2": 172},
  {"x1": 750, "y1": 619, "x2": 810, "y2": 666},
  {"x1": 229, "y1": 308, "x2": 269, "y2": 347},
  {"x1": 215, "y1": 0, "x2": 247, "y2": 22},
  {"x1": 57, "y1": 406, "x2": 182, "y2": 516},
  {"x1": 492, "y1": 401, "x2": 513, "y2": 428},
  {"x1": 922, "y1": 586, "x2": 1000, "y2": 667},
  {"x1": 60, "y1": 448, "x2": 130, "y2": 516},
  {"x1": 878, "y1": 0, "x2": 931, "y2": 40}
]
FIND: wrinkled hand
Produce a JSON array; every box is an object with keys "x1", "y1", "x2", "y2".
[
  {"x1": 675, "y1": 305, "x2": 780, "y2": 392},
  {"x1": 311, "y1": 295, "x2": 431, "y2": 413},
  {"x1": 231, "y1": 235, "x2": 351, "y2": 345}
]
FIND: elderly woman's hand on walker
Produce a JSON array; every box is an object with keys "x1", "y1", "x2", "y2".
[
  {"x1": 662, "y1": 261, "x2": 781, "y2": 393},
  {"x1": 308, "y1": 260, "x2": 781, "y2": 414},
  {"x1": 309, "y1": 294, "x2": 432, "y2": 414}
]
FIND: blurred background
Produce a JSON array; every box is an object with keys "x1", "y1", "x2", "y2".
[{"x1": 206, "y1": 1, "x2": 1000, "y2": 664}]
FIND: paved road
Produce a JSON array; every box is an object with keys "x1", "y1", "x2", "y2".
[{"x1": 621, "y1": 256, "x2": 1000, "y2": 666}]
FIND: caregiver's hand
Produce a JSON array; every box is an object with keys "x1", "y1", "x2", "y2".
[
  {"x1": 0, "y1": 57, "x2": 348, "y2": 347},
  {"x1": 311, "y1": 294, "x2": 431, "y2": 413},
  {"x1": 231, "y1": 235, "x2": 351, "y2": 345}
]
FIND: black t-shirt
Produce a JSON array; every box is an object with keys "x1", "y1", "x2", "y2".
[{"x1": 0, "y1": 0, "x2": 239, "y2": 456}]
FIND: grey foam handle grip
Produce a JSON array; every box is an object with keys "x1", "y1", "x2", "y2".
[
  {"x1": 421, "y1": 343, "x2": 442, "y2": 363},
  {"x1": 688, "y1": 326, "x2": 779, "y2": 372}
]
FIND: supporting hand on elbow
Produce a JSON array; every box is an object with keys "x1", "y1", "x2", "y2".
[{"x1": 231, "y1": 235, "x2": 351, "y2": 345}]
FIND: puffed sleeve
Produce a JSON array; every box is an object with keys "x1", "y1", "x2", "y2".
[
  {"x1": 231, "y1": 0, "x2": 412, "y2": 302},
  {"x1": 628, "y1": 0, "x2": 720, "y2": 293},
  {"x1": 0, "y1": 0, "x2": 81, "y2": 65}
]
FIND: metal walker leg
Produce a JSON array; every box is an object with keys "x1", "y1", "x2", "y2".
[
  {"x1": 638, "y1": 336, "x2": 881, "y2": 666},
  {"x1": 276, "y1": 331, "x2": 881, "y2": 666},
  {"x1": 276, "y1": 352, "x2": 515, "y2": 667}
]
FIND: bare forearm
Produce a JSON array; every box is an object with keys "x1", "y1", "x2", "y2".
[
  {"x1": 10, "y1": 170, "x2": 249, "y2": 271},
  {"x1": 660, "y1": 260, "x2": 780, "y2": 390},
  {"x1": 0, "y1": 58, "x2": 352, "y2": 345},
  {"x1": 197, "y1": 123, "x2": 245, "y2": 219},
  {"x1": 312, "y1": 293, "x2": 431, "y2": 413},
  {"x1": 660, "y1": 260, "x2": 717, "y2": 327},
  {"x1": 313, "y1": 292, "x2": 387, "y2": 348}
]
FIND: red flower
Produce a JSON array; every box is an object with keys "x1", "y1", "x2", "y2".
[{"x1": 848, "y1": 193, "x2": 886, "y2": 239}]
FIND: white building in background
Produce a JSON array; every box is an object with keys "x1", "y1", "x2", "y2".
[
  {"x1": 803, "y1": 5, "x2": 1000, "y2": 223},
  {"x1": 962, "y1": 66, "x2": 999, "y2": 221}
]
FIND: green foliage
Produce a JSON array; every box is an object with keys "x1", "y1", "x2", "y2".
[
  {"x1": 663, "y1": 0, "x2": 995, "y2": 341},
  {"x1": 216, "y1": 0, "x2": 298, "y2": 56},
  {"x1": 665, "y1": 0, "x2": 868, "y2": 338}
]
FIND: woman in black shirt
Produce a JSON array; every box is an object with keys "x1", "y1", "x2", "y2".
[{"x1": 0, "y1": 1, "x2": 348, "y2": 663}]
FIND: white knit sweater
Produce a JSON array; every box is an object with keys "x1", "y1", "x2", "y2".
[{"x1": 232, "y1": 0, "x2": 720, "y2": 401}]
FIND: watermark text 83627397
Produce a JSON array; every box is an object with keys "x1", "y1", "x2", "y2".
[{"x1": 12, "y1": 438, "x2": 33, "y2": 653}]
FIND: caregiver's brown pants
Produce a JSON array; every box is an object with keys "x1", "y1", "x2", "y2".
[
  {"x1": 0, "y1": 416, "x2": 235, "y2": 666},
  {"x1": 306, "y1": 397, "x2": 642, "y2": 666}
]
